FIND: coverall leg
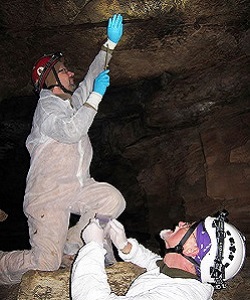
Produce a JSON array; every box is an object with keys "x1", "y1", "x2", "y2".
[
  {"x1": 0, "y1": 203, "x2": 70, "y2": 284},
  {"x1": 64, "y1": 179, "x2": 126, "y2": 254}
]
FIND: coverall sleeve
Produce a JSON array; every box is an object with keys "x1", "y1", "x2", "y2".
[
  {"x1": 118, "y1": 238, "x2": 161, "y2": 271},
  {"x1": 71, "y1": 241, "x2": 214, "y2": 300},
  {"x1": 71, "y1": 42, "x2": 113, "y2": 109},
  {"x1": 39, "y1": 95, "x2": 100, "y2": 143},
  {"x1": 71, "y1": 242, "x2": 123, "y2": 300}
]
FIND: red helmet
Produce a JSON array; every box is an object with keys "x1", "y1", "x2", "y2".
[{"x1": 31, "y1": 52, "x2": 63, "y2": 93}]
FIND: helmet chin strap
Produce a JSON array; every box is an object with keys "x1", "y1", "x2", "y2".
[
  {"x1": 47, "y1": 66, "x2": 74, "y2": 96},
  {"x1": 164, "y1": 221, "x2": 201, "y2": 268}
]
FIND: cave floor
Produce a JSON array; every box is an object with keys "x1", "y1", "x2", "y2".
[{"x1": 0, "y1": 257, "x2": 249, "y2": 300}]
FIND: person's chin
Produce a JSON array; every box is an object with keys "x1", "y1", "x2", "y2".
[{"x1": 69, "y1": 83, "x2": 77, "y2": 91}]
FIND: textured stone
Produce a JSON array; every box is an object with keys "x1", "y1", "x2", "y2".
[
  {"x1": 17, "y1": 262, "x2": 145, "y2": 299},
  {"x1": 0, "y1": 209, "x2": 8, "y2": 222},
  {"x1": 0, "y1": 259, "x2": 248, "y2": 300},
  {"x1": 0, "y1": 0, "x2": 249, "y2": 99}
]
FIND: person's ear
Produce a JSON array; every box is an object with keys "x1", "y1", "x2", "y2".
[{"x1": 183, "y1": 245, "x2": 199, "y2": 257}]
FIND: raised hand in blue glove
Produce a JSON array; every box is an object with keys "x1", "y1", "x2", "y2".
[
  {"x1": 93, "y1": 70, "x2": 110, "y2": 96},
  {"x1": 107, "y1": 14, "x2": 123, "y2": 44}
]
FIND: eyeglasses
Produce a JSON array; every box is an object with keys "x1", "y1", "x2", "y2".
[{"x1": 58, "y1": 67, "x2": 69, "y2": 74}]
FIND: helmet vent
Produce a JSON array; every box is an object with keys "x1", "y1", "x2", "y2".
[
  {"x1": 229, "y1": 237, "x2": 234, "y2": 244},
  {"x1": 230, "y1": 245, "x2": 236, "y2": 253}
]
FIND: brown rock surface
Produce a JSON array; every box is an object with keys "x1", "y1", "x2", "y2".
[{"x1": 0, "y1": 259, "x2": 249, "y2": 300}]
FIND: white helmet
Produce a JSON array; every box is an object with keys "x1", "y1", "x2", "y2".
[
  {"x1": 200, "y1": 212, "x2": 246, "y2": 289},
  {"x1": 162, "y1": 210, "x2": 246, "y2": 290}
]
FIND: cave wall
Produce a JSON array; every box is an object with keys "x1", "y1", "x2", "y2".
[{"x1": 89, "y1": 73, "x2": 250, "y2": 251}]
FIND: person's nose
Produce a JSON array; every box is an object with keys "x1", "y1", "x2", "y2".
[
  {"x1": 178, "y1": 221, "x2": 188, "y2": 228},
  {"x1": 68, "y1": 70, "x2": 74, "y2": 77}
]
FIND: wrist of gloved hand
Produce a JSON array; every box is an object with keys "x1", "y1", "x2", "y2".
[
  {"x1": 85, "y1": 92, "x2": 102, "y2": 110},
  {"x1": 103, "y1": 39, "x2": 117, "y2": 50},
  {"x1": 82, "y1": 219, "x2": 104, "y2": 246}
]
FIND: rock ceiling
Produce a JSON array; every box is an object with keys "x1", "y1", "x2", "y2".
[
  {"x1": 0, "y1": 0, "x2": 249, "y2": 253},
  {"x1": 1, "y1": 0, "x2": 249, "y2": 99}
]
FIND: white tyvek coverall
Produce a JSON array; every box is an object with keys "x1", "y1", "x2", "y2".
[
  {"x1": 71, "y1": 239, "x2": 214, "y2": 300},
  {"x1": 0, "y1": 44, "x2": 126, "y2": 284}
]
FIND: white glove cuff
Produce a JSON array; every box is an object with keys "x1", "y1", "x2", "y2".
[
  {"x1": 103, "y1": 39, "x2": 117, "y2": 50},
  {"x1": 118, "y1": 238, "x2": 138, "y2": 259},
  {"x1": 118, "y1": 240, "x2": 128, "y2": 250},
  {"x1": 85, "y1": 92, "x2": 102, "y2": 110}
]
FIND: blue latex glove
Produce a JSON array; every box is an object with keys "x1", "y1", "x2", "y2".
[
  {"x1": 107, "y1": 14, "x2": 123, "y2": 44},
  {"x1": 93, "y1": 70, "x2": 110, "y2": 96}
]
